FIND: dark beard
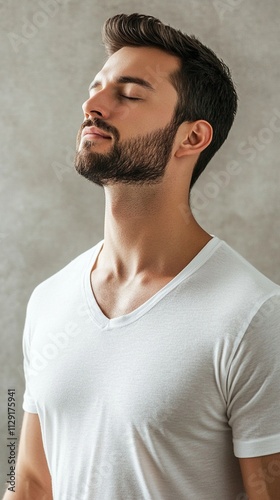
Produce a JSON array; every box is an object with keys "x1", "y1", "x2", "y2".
[{"x1": 74, "y1": 115, "x2": 179, "y2": 186}]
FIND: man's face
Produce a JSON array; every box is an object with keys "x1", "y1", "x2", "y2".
[{"x1": 75, "y1": 46, "x2": 181, "y2": 186}]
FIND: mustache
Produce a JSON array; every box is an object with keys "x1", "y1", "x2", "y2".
[{"x1": 81, "y1": 118, "x2": 120, "y2": 141}]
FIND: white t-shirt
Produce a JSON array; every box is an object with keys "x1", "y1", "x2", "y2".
[{"x1": 22, "y1": 237, "x2": 280, "y2": 500}]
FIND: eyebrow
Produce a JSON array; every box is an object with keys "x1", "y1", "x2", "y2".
[{"x1": 88, "y1": 76, "x2": 156, "y2": 93}]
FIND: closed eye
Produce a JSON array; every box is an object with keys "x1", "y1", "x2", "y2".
[{"x1": 121, "y1": 95, "x2": 142, "y2": 101}]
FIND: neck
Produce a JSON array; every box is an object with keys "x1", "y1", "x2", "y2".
[{"x1": 97, "y1": 181, "x2": 212, "y2": 280}]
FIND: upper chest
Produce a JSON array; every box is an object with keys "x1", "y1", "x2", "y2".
[{"x1": 90, "y1": 270, "x2": 175, "y2": 319}]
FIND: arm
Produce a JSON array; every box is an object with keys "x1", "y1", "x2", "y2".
[
  {"x1": 239, "y1": 453, "x2": 280, "y2": 499},
  {"x1": 2, "y1": 412, "x2": 52, "y2": 500}
]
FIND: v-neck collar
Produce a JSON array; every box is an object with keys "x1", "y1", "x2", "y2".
[{"x1": 83, "y1": 236, "x2": 222, "y2": 330}]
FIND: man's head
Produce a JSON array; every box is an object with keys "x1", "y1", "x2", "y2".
[{"x1": 75, "y1": 13, "x2": 238, "y2": 190}]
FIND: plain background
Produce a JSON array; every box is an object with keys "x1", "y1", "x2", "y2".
[{"x1": 1, "y1": 0, "x2": 279, "y2": 491}]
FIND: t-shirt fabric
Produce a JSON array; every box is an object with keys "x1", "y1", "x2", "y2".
[{"x1": 22, "y1": 236, "x2": 280, "y2": 500}]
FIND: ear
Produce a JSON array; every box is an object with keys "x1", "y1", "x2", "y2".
[{"x1": 175, "y1": 120, "x2": 213, "y2": 159}]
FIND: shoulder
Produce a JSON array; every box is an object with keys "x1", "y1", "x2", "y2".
[
  {"x1": 27, "y1": 240, "x2": 103, "y2": 312},
  {"x1": 197, "y1": 238, "x2": 280, "y2": 355},
  {"x1": 208, "y1": 237, "x2": 280, "y2": 304}
]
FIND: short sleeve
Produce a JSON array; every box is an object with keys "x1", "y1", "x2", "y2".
[
  {"x1": 227, "y1": 293, "x2": 280, "y2": 458},
  {"x1": 22, "y1": 298, "x2": 38, "y2": 414}
]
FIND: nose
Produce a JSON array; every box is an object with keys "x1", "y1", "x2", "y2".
[{"x1": 82, "y1": 91, "x2": 111, "y2": 120}]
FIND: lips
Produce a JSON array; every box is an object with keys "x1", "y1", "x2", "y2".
[{"x1": 82, "y1": 126, "x2": 111, "y2": 139}]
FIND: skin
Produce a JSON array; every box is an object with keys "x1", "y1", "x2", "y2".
[
  {"x1": 239, "y1": 455, "x2": 280, "y2": 499},
  {"x1": 82, "y1": 46, "x2": 213, "y2": 318},
  {"x1": 3, "y1": 46, "x2": 280, "y2": 500}
]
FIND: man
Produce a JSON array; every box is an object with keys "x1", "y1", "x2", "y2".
[{"x1": 3, "y1": 13, "x2": 280, "y2": 500}]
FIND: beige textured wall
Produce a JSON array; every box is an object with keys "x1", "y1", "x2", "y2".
[{"x1": 1, "y1": 0, "x2": 279, "y2": 490}]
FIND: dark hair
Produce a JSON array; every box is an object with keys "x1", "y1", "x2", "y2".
[{"x1": 102, "y1": 13, "x2": 238, "y2": 190}]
